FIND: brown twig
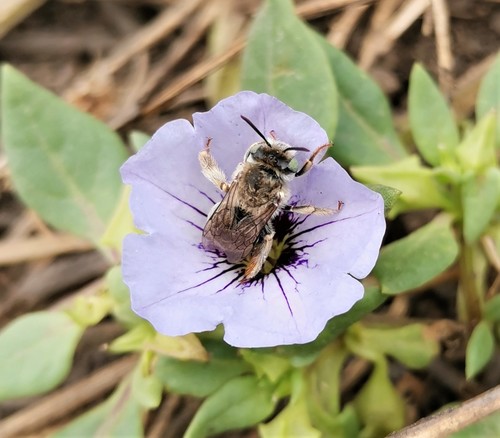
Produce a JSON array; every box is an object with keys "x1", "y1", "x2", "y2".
[
  {"x1": 451, "y1": 53, "x2": 497, "y2": 119},
  {"x1": 112, "y1": 0, "x2": 220, "y2": 128},
  {"x1": 141, "y1": 37, "x2": 246, "y2": 117},
  {"x1": 481, "y1": 235, "x2": 500, "y2": 273},
  {"x1": 0, "y1": 233, "x2": 93, "y2": 266},
  {"x1": 0, "y1": 0, "x2": 46, "y2": 39},
  {"x1": 296, "y1": 0, "x2": 373, "y2": 20},
  {"x1": 63, "y1": 0, "x2": 203, "y2": 114},
  {"x1": 0, "y1": 252, "x2": 109, "y2": 325},
  {"x1": 147, "y1": 395, "x2": 181, "y2": 438},
  {"x1": 431, "y1": 0, "x2": 454, "y2": 95},
  {"x1": 327, "y1": 3, "x2": 370, "y2": 49},
  {"x1": 389, "y1": 384, "x2": 500, "y2": 437},
  {"x1": 360, "y1": 0, "x2": 430, "y2": 70},
  {"x1": 341, "y1": 357, "x2": 372, "y2": 394},
  {"x1": 0, "y1": 355, "x2": 137, "y2": 438}
]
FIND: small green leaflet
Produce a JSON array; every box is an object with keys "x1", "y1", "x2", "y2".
[
  {"x1": 465, "y1": 320, "x2": 495, "y2": 380},
  {"x1": 1, "y1": 65, "x2": 128, "y2": 243},
  {"x1": 374, "y1": 215, "x2": 459, "y2": 295},
  {"x1": 408, "y1": 64, "x2": 459, "y2": 166},
  {"x1": 313, "y1": 34, "x2": 407, "y2": 166},
  {"x1": 242, "y1": 0, "x2": 338, "y2": 139},
  {"x1": 184, "y1": 375, "x2": 276, "y2": 438},
  {"x1": 476, "y1": 53, "x2": 500, "y2": 148},
  {"x1": 0, "y1": 311, "x2": 83, "y2": 401}
]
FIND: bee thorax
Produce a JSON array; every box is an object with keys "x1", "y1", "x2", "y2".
[{"x1": 239, "y1": 165, "x2": 283, "y2": 208}]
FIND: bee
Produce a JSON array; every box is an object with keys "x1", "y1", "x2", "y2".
[{"x1": 198, "y1": 115, "x2": 341, "y2": 281}]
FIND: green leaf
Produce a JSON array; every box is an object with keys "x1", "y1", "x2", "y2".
[
  {"x1": 132, "y1": 360, "x2": 163, "y2": 409},
  {"x1": 53, "y1": 379, "x2": 143, "y2": 438},
  {"x1": 485, "y1": 295, "x2": 500, "y2": 323},
  {"x1": 318, "y1": 404, "x2": 360, "y2": 438},
  {"x1": 0, "y1": 311, "x2": 83, "y2": 401},
  {"x1": 108, "y1": 323, "x2": 155, "y2": 353},
  {"x1": 260, "y1": 371, "x2": 322, "y2": 438},
  {"x1": 476, "y1": 53, "x2": 500, "y2": 148},
  {"x1": 184, "y1": 375, "x2": 275, "y2": 438},
  {"x1": 451, "y1": 411, "x2": 500, "y2": 437},
  {"x1": 365, "y1": 184, "x2": 402, "y2": 215},
  {"x1": 306, "y1": 343, "x2": 348, "y2": 429},
  {"x1": 241, "y1": 0, "x2": 338, "y2": 138},
  {"x1": 408, "y1": 64, "x2": 460, "y2": 166},
  {"x1": 461, "y1": 167, "x2": 500, "y2": 243},
  {"x1": 354, "y1": 357, "x2": 405, "y2": 437},
  {"x1": 351, "y1": 323, "x2": 439, "y2": 369},
  {"x1": 100, "y1": 186, "x2": 136, "y2": 253},
  {"x1": 66, "y1": 293, "x2": 113, "y2": 327},
  {"x1": 277, "y1": 286, "x2": 387, "y2": 356},
  {"x1": 106, "y1": 266, "x2": 143, "y2": 327},
  {"x1": 374, "y1": 215, "x2": 459, "y2": 295},
  {"x1": 204, "y1": 6, "x2": 242, "y2": 106},
  {"x1": 352, "y1": 155, "x2": 453, "y2": 218},
  {"x1": 240, "y1": 349, "x2": 291, "y2": 383},
  {"x1": 314, "y1": 35, "x2": 407, "y2": 166},
  {"x1": 155, "y1": 340, "x2": 251, "y2": 397},
  {"x1": 1, "y1": 65, "x2": 128, "y2": 242},
  {"x1": 260, "y1": 389, "x2": 321, "y2": 437},
  {"x1": 456, "y1": 112, "x2": 497, "y2": 172},
  {"x1": 128, "y1": 130, "x2": 150, "y2": 152},
  {"x1": 465, "y1": 320, "x2": 495, "y2": 380}
]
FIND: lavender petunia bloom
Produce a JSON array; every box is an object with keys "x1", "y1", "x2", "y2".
[{"x1": 121, "y1": 91, "x2": 385, "y2": 348}]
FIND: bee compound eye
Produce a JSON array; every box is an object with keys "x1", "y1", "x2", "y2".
[{"x1": 288, "y1": 158, "x2": 299, "y2": 173}]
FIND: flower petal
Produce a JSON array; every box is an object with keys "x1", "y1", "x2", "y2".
[
  {"x1": 123, "y1": 233, "x2": 230, "y2": 335},
  {"x1": 124, "y1": 229, "x2": 364, "y2": 348},
  {"x1": 288, "y1": 158, "x2": 385, "y2": 278},
  {"x1": 193, "y1": 91, "x2": 330, "y2": 178},
  {"x1": 121, "y1": 119, "x2": 220, "y2": 237},
  {"x1": 222, "y1": 268, "x2": 364, "y2": 347}
]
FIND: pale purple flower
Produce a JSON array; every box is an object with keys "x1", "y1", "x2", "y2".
[{"x1": 121, "y1": 91, "x2": 385, "y2": 348}]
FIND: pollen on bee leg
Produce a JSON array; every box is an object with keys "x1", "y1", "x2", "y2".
[
  {"x1": 198, "y1": 138, "x2": 230, "y2": 192},
  {"x1": 241, "y1": 232, "x2": 274, "y2": 282},
  {"x1": 284, "y1": 200, "x2": 343, "y2": 216}
]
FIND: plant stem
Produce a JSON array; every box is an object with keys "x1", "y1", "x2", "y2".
[{"x1": 458, "y1": 242, "x2": 483, "y2": 327}]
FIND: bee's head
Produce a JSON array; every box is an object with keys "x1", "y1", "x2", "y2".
[{"x1": 241, "y1": 115, "x2": 309, "y2": 175}]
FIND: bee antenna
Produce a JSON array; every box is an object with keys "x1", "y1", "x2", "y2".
[
  {"x1": 240, "y1": 115, "x2": 272, "y2": 147},
  {"x1": 283, "y1": 146, "x2": 310, "y2": 153}
]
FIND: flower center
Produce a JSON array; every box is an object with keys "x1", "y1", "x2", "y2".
[{"x1": 246, "y1": 211, "x2": 304, "y2": 278}]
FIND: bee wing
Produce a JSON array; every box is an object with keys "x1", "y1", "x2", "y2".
[{"x1": 202, "y1": 182, "x2": 278, "y2": 262}]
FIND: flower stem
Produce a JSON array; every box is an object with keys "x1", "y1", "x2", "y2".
[{"x1": 457, "y1": 241, "x2": 483, "y2": 327}]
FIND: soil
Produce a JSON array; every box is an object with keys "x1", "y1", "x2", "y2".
[{"x1": 0, "y1": 0, "x2": 499, "y2": 436}]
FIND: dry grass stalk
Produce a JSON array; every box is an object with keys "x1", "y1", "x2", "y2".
[
  {"x1": 296, "y1": 0, "x2": 373, "y2": 19},
  {"x1": 431, "y1": 0, "x2": 454, "y2": 95},
  {"x1": 451, "y1": 53, "x2": 497, "y2": 119},
  {"x1": 142, "y1": 37, "x2": 246, "y2": 116},
  {"x1": 327, "y1": 3, "x2": 370, "y2": 49},
  {"x1": 64, "y1": 0, "x2": 204, "y2": 116},
  {"x1": 0, "y1": 0, "x2": 46, "y2": 39},
  {"x1": 389, "y1": 384, "x2": 500, "y2": 437},
  {"x1": 360, "y1": 0, "x2": 430, "y2": 69},
  {"x1": 0, "y1": 233, "x2": 93, "y2": 266}
]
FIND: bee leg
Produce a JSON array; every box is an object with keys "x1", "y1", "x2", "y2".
[
  {"x1": 295, "y1": 143, "x2": 332, "y2": 177},
  {"x1": 285, "y1": 201, "x2": 343, "y2": 215},
  {"x1": 242, "y1": 231, "x2": 275, "y2": 281},
  {"x1": 198, "y1": 138, "x2": 230, "y2": 192}
]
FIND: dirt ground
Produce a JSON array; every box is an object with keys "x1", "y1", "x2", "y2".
[{"x1": 0, "y1": 0, "x2": 499, "y2": 436}]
